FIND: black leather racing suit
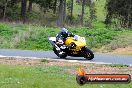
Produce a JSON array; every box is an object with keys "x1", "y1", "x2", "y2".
[{"x1": 56, "y1": 32, "x2": 75, "y2": 42}]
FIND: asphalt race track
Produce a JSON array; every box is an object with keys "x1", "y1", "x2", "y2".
[{"x1": 0, "y1": 49, "x2": 132, "y2": 65}]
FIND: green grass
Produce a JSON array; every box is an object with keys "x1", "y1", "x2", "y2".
[
  {"x1": 40, "y1": 59, "x2": 49, "y2": 63},
  {"x1": 0, "y1": 64, "x2": 131, "y2": 88},
  {"x1": 106, "y1": 31, "x2": 132, "y2": 50},
  {"x1": 0, "y1": 22, "x2": 132, "y2": 51}
]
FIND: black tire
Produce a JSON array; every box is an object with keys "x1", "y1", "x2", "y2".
[
  {"x1": 53, "y1": 47, "x2": 67, "y2": 58},
  {"x1": 76, "y1": 75, "x2": 87, "y2": 85},
  {"x1": 83, "y1": 48, "x2": 94, "y2": 60}
]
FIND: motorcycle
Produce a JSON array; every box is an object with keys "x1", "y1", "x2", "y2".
[{"x1": 48, "y1": 35, "x2": 94, "y2": 60}]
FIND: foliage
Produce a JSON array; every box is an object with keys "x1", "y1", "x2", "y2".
[
  {"x1": 105, "y1": 0, "x2": 132, "y2": 28},
  {"x1": 0, "y1": 23, "x2": 17, "y2": 38},
  {"x1": 0, "y1": 0, "x2": 101, "y2": 27},
  {"x1": 0, "y1": 23, "x2": 132, "y2": 51},
  {"x1": 0, "y1": 0, "x2": 20, "y2": 19},
  {"x1": 106, "y1": 31, "x2": 132, "y2": 50},
  {"x1": 33, "y1": 0, "x2": 55, "y2": 13}
]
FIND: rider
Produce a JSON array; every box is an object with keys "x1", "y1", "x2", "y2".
[{"x1": 56, "y1": 28, "x2": 74, "y2": 43}]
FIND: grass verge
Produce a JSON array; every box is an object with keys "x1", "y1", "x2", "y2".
[
  {"x1": 0, "y1": 23, "x2": 132, "y2": 50},
  {"x1": 0, "y1": 57, "x2": 132, "y2": 88}
]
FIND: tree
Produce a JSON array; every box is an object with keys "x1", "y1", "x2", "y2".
[
  {"x1": 57, "y1": 0, "x2": 66, "y2": 27},
  {"x1": 80, "y1": 0, "x2": 85, "y2": 25},
  {"x1": 105, "y1": 0, "x2": 132, "y2": 28},
  {"x1": 28, "y1": 0, "x2": 33, "y2": 13},
  {"x1": 34, "y1": 0, "x2": 55, "y2": 13},
  {"x1": 63, "y1": 0, "x2": 66, "y2": 20},
  {"x1": 21, "y1": 0, "x2": 27, "y2": 23},
  {"x1": 0, "y1": 0, "x2": 20, "y2": 20},
  {"x1": 0, "y1": 0, "x2": 9, "y2": 20},
  {"x1": 88, "y1": 0, "x2": 96, "y2": 27},
  {"x1": 76, "y1": 0, "x2": 97, "y2": 27},
  {"x1": 53, "y1": 0, "x2": 57, "y2": 14},
  {"x1": 3, "y1": 0, "x2": 9, "y2": 20},
  {"x1": 89, "y1": 0, "x2": 96, "y2": 21},
  {"x1": 67, "y1": 0, "x2": 74, "y2": 22},
  {"x1": 70, "y1": 0, "x2": 73, "y2": 19}
]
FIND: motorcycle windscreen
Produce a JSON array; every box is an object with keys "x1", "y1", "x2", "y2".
[{"x1": 48, "y1": 37, "x2": 56, "y2": 42}]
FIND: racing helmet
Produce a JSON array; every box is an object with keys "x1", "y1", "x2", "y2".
[{"x1": 61, "y1": 28, "x2": 68, "y2": 38}]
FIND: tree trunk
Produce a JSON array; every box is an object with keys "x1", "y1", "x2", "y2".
[
  {"x1": 89, "y1": 1, "x2": 96, "y2": 21},
  {"x1": 53, "y1": 0, "x2": 57, "y2": 14},
  {"x1": 28, "y1": 0, "x2": 32, "y2": 13},
  {"x1": 21, "y1": 0, "x2": 27, "y2": 23},
  {"x1": 3, "y1": 0, "x2": 8, "y2": 21},
  {"x1": 57, "y1": 0, "x2": 64, "y2": 27},
  {"x1": 81, "y1": 0, "x2": 85, "y2": 26},
  {"x1": 63, "y1": 0, "x2": 66, "y2": 20},
  {"x1": 128, "y1": 4, "x2": 132, "y2": 28},
  {"x1": 70, "y1": 0, "x2": 73, "y2": 19}
]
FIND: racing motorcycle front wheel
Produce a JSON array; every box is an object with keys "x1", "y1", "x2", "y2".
[{"x1": 83, "y1": 48, "x2": 94, "y2": 60}]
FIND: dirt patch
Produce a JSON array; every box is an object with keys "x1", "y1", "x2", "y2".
[
  {"x1": 0, "y1": 57, "x2": 132, "y2": 76},
  {"x1": 97, "y1": 47, "x2": 132, "y2": 55},
  {"x1": 108, "y1": 47, "x2": 132, "y2": 55},
  {"x1": 0, "y1": 57, "x2": 41, "y2": 66},
  {"x1": 0, "y1": 57, "x2": 81, "y2": 66}
]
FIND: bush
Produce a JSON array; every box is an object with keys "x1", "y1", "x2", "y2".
[{"x1": 0, "y1": 23, "x2": 131, "y2": 51}]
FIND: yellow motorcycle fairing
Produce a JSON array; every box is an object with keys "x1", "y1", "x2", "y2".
[{"x1": 65, "y1": 37, "x2": 86, "y2": 51}]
